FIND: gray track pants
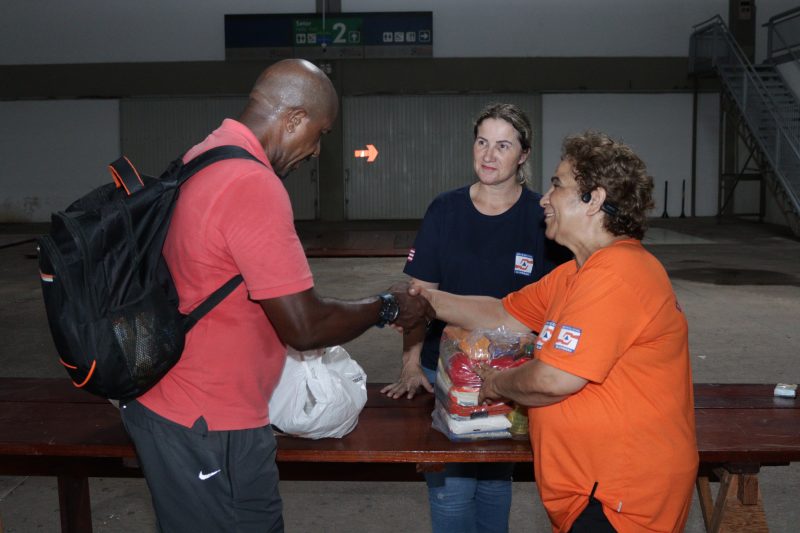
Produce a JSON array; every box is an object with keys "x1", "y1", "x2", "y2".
[{"x1": 121, "y1": 400, "x2": 283, "y2": 533}]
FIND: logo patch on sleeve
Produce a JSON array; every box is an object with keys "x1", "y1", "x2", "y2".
[
  {"x1": 555, "y1": 325, "x2": 582, "y2": 353},
  {"x1": 514, "y1": 253, "x2": 534, "y2": 275},
  {"x1": 536, "y1": 320, "x2": 556, "y2": 350},
  {"x1": 407, "y1": 248, "x2": 416, "y2": 262}
]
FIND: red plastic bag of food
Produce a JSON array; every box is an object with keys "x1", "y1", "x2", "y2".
[{"x1": 441, "y1": 326, "x2": 536, "y2": 388}]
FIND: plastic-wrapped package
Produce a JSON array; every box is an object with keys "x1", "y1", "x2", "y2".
[
  {"x1": 435, "y1": 364, "x2": 513, "y2": 419},
  {"x1": 438, "y1": 325, "x2": 535, "y2": 393},
  {"x1": 433, "y1": 403, "x2": 511, "y2": 434},
  {"x1": 445, "y1": 351, "x2": 530, "y2": 388},
  {"x1": 432, "y1": 325, "x2": 536, "y2": 441},
  {"x1": 432, "y1": 405, "x2": 511, "y2": 442},
  {"x1": 441, "y1": 326, "x2": 535, "y2": 367}
]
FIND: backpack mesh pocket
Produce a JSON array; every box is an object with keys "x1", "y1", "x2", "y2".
[{"x1": 105, "y1": 286, "x2": 185, "y2": 397}]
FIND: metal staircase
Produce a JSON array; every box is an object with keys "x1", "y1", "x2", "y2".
[{"x1": 690, "y1": 15, "x2": 800, "y2": 236}]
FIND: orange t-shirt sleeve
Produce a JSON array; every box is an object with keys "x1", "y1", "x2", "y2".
[
  {"x1": 210, "y1": 168, "x2": 313, "y2": 301},
  {"x1": 502, "y1": 274, "x2": 552, "y2": 333},
  {"x1": 542, "y1": 269, "x2": 645, "y2": 383},
  {"x1": 507, "y1": 266, "x2": 647, "y2": 384}
]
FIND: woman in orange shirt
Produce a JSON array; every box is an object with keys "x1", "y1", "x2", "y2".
[{"x1": 415, "y1": 131, "x2": 698, "y2": 533}]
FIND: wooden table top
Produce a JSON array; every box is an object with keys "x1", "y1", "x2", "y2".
[{"x1": 1, "y1": 378, "x2": 799, "y2": 465}]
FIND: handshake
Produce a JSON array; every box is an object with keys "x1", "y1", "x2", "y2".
[{"x1": 383, "y1": 281, "x2": 435, "y2": 331}]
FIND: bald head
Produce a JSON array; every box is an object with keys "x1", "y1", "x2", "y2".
[
  {"x1": 239, "y1": 59, "x2": 338, "y2": 178},
  {"x1": 244, "y1": 59, "x2": 337, "y2": 126}
]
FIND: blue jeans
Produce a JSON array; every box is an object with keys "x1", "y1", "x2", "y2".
[{"x1": 423, "y1": 365, "x2": 514, "y2": 533}]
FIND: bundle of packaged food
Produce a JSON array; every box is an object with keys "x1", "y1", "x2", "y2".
[{"x1": 431, "y1": 325, "x2": 535, "y2": 441}]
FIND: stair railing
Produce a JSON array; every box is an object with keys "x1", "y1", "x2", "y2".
[
  {"x1": 690, "y1": 16, "x2": 800, "y2": 213},
  {"x1": 764, "y1": 6, "x2": 800, "y2": 64}
]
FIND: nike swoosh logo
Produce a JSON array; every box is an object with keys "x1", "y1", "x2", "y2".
[{"x1": 198, "y1": 469, "x2": 221, "y2": 480}]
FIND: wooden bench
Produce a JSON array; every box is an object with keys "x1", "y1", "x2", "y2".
[{"x1": 1, "y1": 378, "x2": 798, "y2": 532}]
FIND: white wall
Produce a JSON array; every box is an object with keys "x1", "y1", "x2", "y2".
[
  {"x1": 2, "y1": 1, "x2": 789, "y2": 223},
  {"x1": 2, "y1": 1, "x2": 793, "y2": 65},
  {"x1": 695, "y1": 93, "x2": 721, "y2": 216},
  {"x1": 0, "y1": 0, "x2": 797, "y2": 65},
  {"x1": 6, "y1": 0, "x2": 793, "y2": 65},
  {"x1": 1, "y1": 94, "x2": 722, "y2": 222},
  {"x1": 0, "y1": 101, "x2": 120, "y2": 221},
  {"x1": 348, "y1": 0, "x2": 726, "y2": 58},
  {"x1": 0, "y1": 0, "x2": 727, "y2": 64},
  {"x1": 541, "y1": 93, "x2": 720, "y2": 217},
  {"x1": 778, "y1": 62, "x2": 800, "y2": 101},
  {"x1": 0, "y1": 1, "x2": 313, "y2": 65}
]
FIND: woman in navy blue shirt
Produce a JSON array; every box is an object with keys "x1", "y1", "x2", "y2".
[{"x1": 382, "y1": 103, "x2": 567, "y2": 533}]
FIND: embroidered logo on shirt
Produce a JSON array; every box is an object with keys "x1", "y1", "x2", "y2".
[
  {"x1": 555, "y1": 325, "x2": 582, "y2": 353},
  {"x1": 536, "y1": 320, "x2": 556, "y2": 350},
  {"x1": 198, "y1": 469, "x2": 221, "y2": 481},
  {"x1": 514, "y1": 253, "x2": 534, "y2": 275},
  {"x1": 407, "y1": 248, "x2": 416, "y2": 262}
]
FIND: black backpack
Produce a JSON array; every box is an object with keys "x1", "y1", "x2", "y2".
[{"x1": 37, "y1": 146, "x2": 263, "y2": 400}]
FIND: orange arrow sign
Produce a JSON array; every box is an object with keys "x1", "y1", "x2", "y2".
[{"x1": 354, "y1": 144, "x2": 378, "y2": 163}]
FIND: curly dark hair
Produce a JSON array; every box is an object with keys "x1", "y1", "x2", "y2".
[{"x1": 561, "y1": 131, "x2": 655, "y2": 240}]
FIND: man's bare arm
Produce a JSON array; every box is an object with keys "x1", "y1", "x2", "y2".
[{"x1": 260, "y1": 283, "x2": 434, "y2": 351}]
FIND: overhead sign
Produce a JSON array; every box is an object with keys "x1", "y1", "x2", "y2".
[
  {"x1": 293, "y1": 17, "x2": 362, "y2": 47},
  {"x1": 225, "y1": 12, "x2": 433, "y2": 60}
]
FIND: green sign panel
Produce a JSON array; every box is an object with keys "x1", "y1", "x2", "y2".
[
  {"x1": 226, "y1": 12, "x2": 433, "y2": 59},
  {"x1": 293, "y1": 17, "x2": 362, "y2": 47}
]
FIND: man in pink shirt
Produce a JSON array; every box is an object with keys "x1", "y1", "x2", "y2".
[{"x1": 120, "y1": 59, "x2": 433, "y2": 533}]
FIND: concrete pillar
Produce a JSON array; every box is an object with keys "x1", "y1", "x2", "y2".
[{"x1": 317, "y1": 0, "x2": 345, "y2": 220}]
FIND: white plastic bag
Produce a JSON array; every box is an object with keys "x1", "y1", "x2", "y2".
[{"x1": 268, "y1": 346, "x2": 368, "y2": 439}]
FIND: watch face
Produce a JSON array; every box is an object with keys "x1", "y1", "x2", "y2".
[
  {"x1": 387, "y1": 298, "x2": 399, "y2": 322},
  {"x1": 378, "y1": 293, "x2": 399, "y2": 327}
]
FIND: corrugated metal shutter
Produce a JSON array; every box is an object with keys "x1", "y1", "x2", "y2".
[
  {"x1": 120, "y1": 97, "x2": 317, "y2": 219},
  {"x1": 343, "y1": 94, "x2": 538, "y2": 219}
]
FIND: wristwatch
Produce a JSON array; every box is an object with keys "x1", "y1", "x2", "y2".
[{"x1": 376, "y1": 293, "x2": 400, "y2": 328}]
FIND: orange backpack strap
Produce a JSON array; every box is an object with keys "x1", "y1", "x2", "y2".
[{"x1": 108, "y1": 156, "x2": 145, "y2": 196}]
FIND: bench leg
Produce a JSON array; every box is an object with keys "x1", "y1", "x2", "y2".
[
  {"x1": 696, "y1": 475, "x2": 714, "y2": 530},
  {"x1": 58, "y1": 476, "x2": 92, "y2": 533},
  {"x1": 695, "y1": 468, "x2": 769, "y2": 533}
]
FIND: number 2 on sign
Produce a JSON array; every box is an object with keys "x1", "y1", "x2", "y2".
[{"x1": 333, "y1": 22, "x2": 346, "y2": 44}]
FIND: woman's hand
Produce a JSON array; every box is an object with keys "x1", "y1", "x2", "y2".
[
  {"x1": 474, "y1": 363, "x2": 505, "y2": 404},
  {"x1": 380, "y1": 361, "x2": 434, "y2": 400},
  {"x1": 387, "y1": 281, "x2": 436, "y2": 330}
]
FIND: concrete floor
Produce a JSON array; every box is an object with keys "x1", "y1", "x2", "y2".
[{"x1": 1, "y1": 216, "x2": 799, "y2": 532}]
